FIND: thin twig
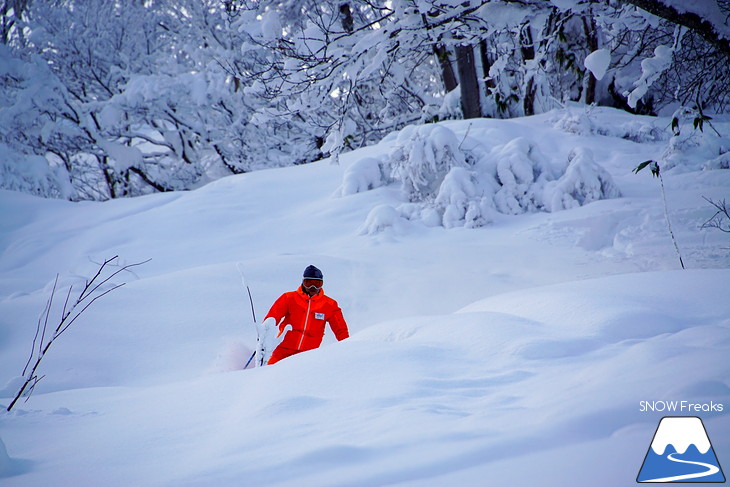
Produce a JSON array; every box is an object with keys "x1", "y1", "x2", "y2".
[
  {"x1": 7, "y1": 256, "x2": 149, "y2": 412},
  {"x1": 701, "y1": 196, "x2": 730, "y2": 233},
  {"x1": 39, "y1": 276, "x2": 57, "y2": 361},
  {"x1": 657, "y1": 169, "x2": 685, "y2": 269},
  {"x1": 55, "y1": 283, "x2": 125, "y2": 338}
]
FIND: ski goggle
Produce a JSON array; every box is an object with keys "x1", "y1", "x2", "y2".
[{"x1": 303, "y1": 278, "x2": 323, "y2": 289}]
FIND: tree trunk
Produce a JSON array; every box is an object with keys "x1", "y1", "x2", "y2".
[
  {"x1": 520, "y1": 23, "x2": 536, "y2": 116},
  {"x1": 456, "y1": 44, "x2": 481, "y2": 119},
  {"x1": 479, "y1": 40, "x2": 496, "y2": 91},
  {"x1": 582, "y1": 15, "x2": 598, "y2": 105},
  {"x1": 422, "y1": 11, "x2": 458, "y2": 95},
  {"x1": 339, "y1": 3, "x2": 354, "y2": 33},
  {"x1": 434, "y1": 44, "x2": 458, "y2": 93}
]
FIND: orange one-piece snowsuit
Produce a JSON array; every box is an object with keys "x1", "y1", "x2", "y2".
[{"x1": 265, "y1": 286, "x2": 349, "y2": 364}]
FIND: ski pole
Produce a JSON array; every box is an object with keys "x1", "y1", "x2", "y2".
[
  {"x1": 244, "y1": 350, "x2": 256, "y2": 369},
  {"x1": 237, "y1": 263, "x2": 258, "y2": 369},
  {"x1": 237, "y1": 264, "x2": 257, "y2": 323}
]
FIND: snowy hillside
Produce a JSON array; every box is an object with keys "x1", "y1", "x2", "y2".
[{"x1": 1, "y1": 108, "x2": 729, "y2": 486}]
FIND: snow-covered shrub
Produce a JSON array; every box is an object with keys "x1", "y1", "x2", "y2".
[
  {"x1": 359, "y1": 204, "x2": 405, "y2": 236},
  {"x1": 436, "y1": 88, "x2": 462, "y2": 121},
  {"x1": 489, "y1": 137, "x2": 556, "y2": 215},
  {"x1": 615, "y1": 120, "x2": 667, "y2": 143},
  {"x1": 340, "y1": 122, "x2": 624, "y2": 232},
  {"x1": 339, "y1": 157, "x2": 387, "y2": 196},
  {"x1": 545, "y1": 147, "x2": 621, "y2": 211},
  {"x1": 551, "y1": 108, "x2": 597, "y2": 136},
  {"x1": 551, "y1": 107, "x2": 665, "y2": 143},
  {"x1": 660, "y1": 108, "x2": 730, "y2": 173},
  {"x1": 0, "y1": 143, "x2": 73, "y2": 199},
  {"x1": 387, "y1": 124, "x2": 468, "y2": 201},
  {"x1": 434, "y1": 167, "x2": 497, "y2": 228},
  {"x1": 704, "y1": 152, "x2": 730, "y2": 170}
]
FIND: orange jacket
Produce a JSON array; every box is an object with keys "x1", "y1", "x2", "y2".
[{"x1": 265, "y1": 286, "x2": 349, "y2": 364}]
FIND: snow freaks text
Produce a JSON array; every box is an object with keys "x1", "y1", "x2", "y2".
[{"x1": 639, "y1": 401, "x2": 724, "y2": 413}]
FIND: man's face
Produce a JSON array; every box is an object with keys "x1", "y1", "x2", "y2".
[{"x1": 303, "y1": 278, "x2": 323, "y2": 296}]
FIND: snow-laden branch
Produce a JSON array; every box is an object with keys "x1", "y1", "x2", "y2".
[{"x1": 621, "y1": 0, "x2": 730, "y2": 56}]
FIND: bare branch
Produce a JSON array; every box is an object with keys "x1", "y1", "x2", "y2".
[
  {"x1": 6, "y1": 256, "x2": 149, "y2": 412},
  {"x1": 702, "y1": 197, "x2": 730, "y2": 233}
]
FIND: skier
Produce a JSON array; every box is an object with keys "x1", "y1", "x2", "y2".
[{"x1": 264, "y1": 265, "x2": 349, "y2": 364}]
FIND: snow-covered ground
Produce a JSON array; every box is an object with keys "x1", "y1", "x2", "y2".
[{"x1": 1, "y1": 108, "x2": 729, "y2": 486}]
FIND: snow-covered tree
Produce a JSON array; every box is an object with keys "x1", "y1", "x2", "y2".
[{"x1": 2, "y1": 0, "x2": 728, "y2": 200}]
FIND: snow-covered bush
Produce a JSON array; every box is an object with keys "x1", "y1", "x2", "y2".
[
  {"x1": 614, "y1": 120, "x2": 667, "y2": 143},
  {"x1": 551, "y1": 107, "x2": 666, "y2": 143},
  {"x1": 434, "y1": 167, "x2": 497, "y2": 229},
  {"x1": 545, "y1": 147, "x2": 622, "y2": 211},
  {"x1": 660, "y1": 108, "x2": 730, "y2": 173},
  {"x1": 490, "y1": 137, "x2": 556, "y2": 215},
  {"x1": 704, "y1": 152, "x2": 730, "y2": 170},
  {"x1": 342, "y1": 121, "x2": 624, "y2": 232},
  {"x1": 551, "y1": 108, "x2": 598, "y2": 136},
  {"x1": 359, "y1": 205, "x2": 406, "y2": 236},
  {"x1": 339, "y1": 157, "x2": 387, "y2": 196},
  {"x1": 435, "y1": 88, "x2": 462, "y2": 121},
  {"x1": 0, "y1": 144, "x2": 73, "y2": 199},
  {"x1": 387, "y1": 124, "x2": 469, "y2": 202}
]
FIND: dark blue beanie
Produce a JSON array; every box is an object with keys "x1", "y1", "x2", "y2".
[{"x1": 303, "y1": 265, "x2": 323, "y2": 280}]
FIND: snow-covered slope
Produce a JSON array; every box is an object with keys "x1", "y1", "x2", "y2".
[{"x1": 1, "y1": 108, "x2": 729, "y2": 486}]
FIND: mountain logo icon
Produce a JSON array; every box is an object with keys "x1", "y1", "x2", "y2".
[{"x1": 637, "y1": 416, "x2": 726, "y2": 483}]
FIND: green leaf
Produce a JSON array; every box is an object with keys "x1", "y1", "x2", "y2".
[
  {"x1": 693, "y1": 114, "x2": 711, "y2": 132},
  {"x1": 633, "y1": 160, "x2": 660, "y2": 177},
  {"x1": 633, "y1": 160, "x2": 654, "y2": 174}
]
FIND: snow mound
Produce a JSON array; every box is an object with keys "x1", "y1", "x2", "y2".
[
  {"x1": 0, "y1": 434, "x2": 25, "y2": 479},
  {"x1": 0, "y1": 436, "x2": 12, "y2": 477},
  {"x1": 339, "y1": 157, "x2": 386, "y2": 196},
  {"x1": 359, "y1": 204, "x2": 406, "y2": 235}
]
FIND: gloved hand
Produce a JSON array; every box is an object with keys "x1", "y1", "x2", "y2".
[{"x1": 255, "y1": 317, "x2": 292, "y2": 366}]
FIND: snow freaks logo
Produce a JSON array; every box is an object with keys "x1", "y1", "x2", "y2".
[{"x1": 637, "y1": 416, "x2": 726, "y2": 483}]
